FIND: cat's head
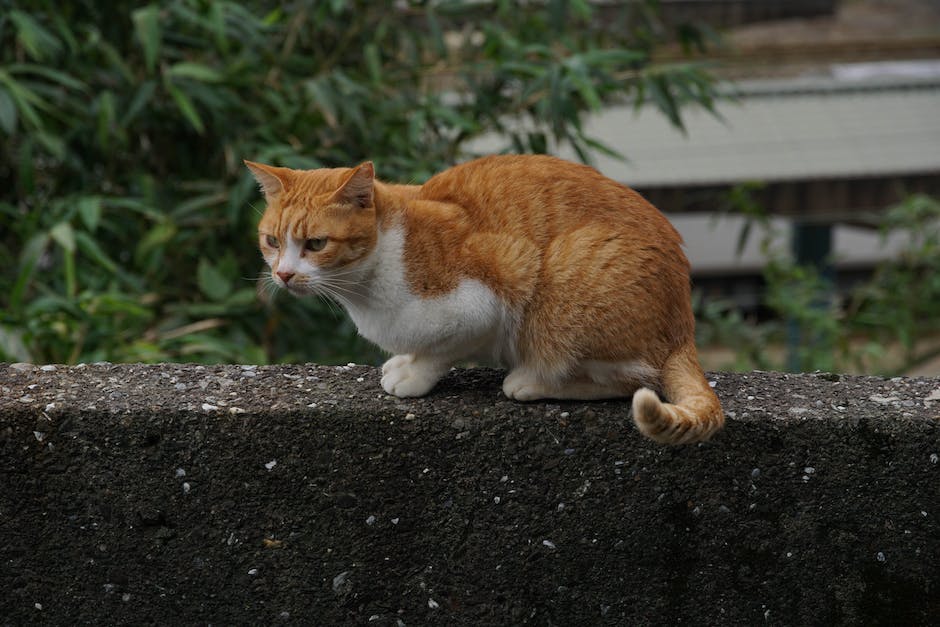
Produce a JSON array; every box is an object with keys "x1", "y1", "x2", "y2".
[{"x1": 246, "y1": 161, "x2": 379, "y2": 301}]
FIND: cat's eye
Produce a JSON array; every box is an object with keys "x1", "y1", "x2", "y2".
[
  {"x1": 305, "y1": 237, "x2": 328, "y2": 252},
  {"x1": 265, "y1": 234, "x2": 279, "y2": 249}
]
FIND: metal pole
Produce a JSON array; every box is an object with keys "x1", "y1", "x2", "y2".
[{"x1": 787, "y1": 221, "x2": 833, "y2": 371}]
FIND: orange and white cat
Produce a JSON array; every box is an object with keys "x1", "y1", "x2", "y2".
[{"x1": 246, "y1": 155, "x2": 723, "y2": 444}]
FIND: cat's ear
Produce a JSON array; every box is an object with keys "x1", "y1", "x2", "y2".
[
  {"x1": 332, "y1": 162, "x2": 374, "y2": 209},
  {"x1": 244, "y1": 161, "x2": 292, "y2": 199}
]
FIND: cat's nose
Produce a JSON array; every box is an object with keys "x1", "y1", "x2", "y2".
[{"x1": 276, "y1": 270, "x2": 295, "y2": 284}]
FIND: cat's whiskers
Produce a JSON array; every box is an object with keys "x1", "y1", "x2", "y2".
[
  {"x1": 323, "y1": 280, "x2": 368, "y2": 298},
  {"x1": 316, "y1": 269, "x2": 374, "y2": 300},
  {"x1": 316, "y1": 292, "x2": 346, "y2": 318},
  {"x1": 248, "y1": 275, "x2": 281, "y2": 299},
  {"x1": 310, "y1": 285, "x2": 354, "y2": 317},
  {"x1": 260, "y1": 276, "x2": 282, "y2": 301},
  {"x1": 286, "y1": 274, "x2": 353, "y2": 305},
  {"x1": 281, "y1": 274, "x2": 343, "y2": 315},
  {"x1": 317, "y1": 281, "x2": 365, "y2": 304}
]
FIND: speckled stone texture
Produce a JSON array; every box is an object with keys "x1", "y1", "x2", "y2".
[{"x1": 1, "y1": 363, "x2": 939, "y2": 625}]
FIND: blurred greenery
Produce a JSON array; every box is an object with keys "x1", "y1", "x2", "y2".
[
  {"x1": 694, "y1": 193, "x2": 940, "y2": 376},
  {"x1": 0, "y1": 0, "x2": 721, "y2": 365}
]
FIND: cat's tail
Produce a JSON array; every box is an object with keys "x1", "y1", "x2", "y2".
[{"x1": 631, "y1": 344, "x2": 724, "y2": 445}]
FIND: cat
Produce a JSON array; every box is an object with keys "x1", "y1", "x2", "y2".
[{"x1": 246, "y1": 154, "x2": 724, "y2": 444}]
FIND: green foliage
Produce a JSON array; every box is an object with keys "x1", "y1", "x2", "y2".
[
  {"x1": 0, "y1": 0, "x2": 717, "y2": 365},
  {"x1": 846, "y1": 195, "x2": 940, "y2": 370},
  {"x1": 696, "y1": 193, "x2": 940, "y2": 375},
  {"x1": 763, "y1": 259, "x2": 842, "y2": 373}
]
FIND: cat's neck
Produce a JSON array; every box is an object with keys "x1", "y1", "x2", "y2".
[
  {"x1": 337, "y1": 223, "x2": 409, "y2": 324},
  {"x1": 372, "y1": 181, "x2": 415, "y2": 226},
  {"x1": 337, "y1": 182, "x2": 418, "y2": 310}
]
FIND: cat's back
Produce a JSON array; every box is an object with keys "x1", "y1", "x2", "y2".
[{"x1": 417, "y1": 154, "x2": 678, "y2": 243}]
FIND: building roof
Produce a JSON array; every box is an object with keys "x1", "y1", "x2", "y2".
[{"x1": 575, "y1": 66, "x2": 940, "y2": 187}]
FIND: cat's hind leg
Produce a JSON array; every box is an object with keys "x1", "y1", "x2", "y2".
[
  {"x1": 381, "y1": 354, "x2": 450, "y2": 398},
  {"x1": 501, "y1": 370, "x2": 626, "y2": 401},
  {"x1": 503, "y1": 368, "x2": 627, "y2": 401},
  {"x1": 502, "y1": 360, "x2": 654, "y2": 401}
]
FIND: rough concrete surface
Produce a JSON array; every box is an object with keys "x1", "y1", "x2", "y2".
[{"x1": 1, "y1": 363, "x2": 939, "y2": 625}]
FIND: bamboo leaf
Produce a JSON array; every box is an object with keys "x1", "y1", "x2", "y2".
[
  {"x1": 17, "y1": 137, "x2": 34, "y2": 192},
  {"x1": 582, "y1": 136, "x2": 624, "y2": 161},
  {"x1": 50, "y1": 222, "x2": 76, "y2": 253},
  {"x1": 74, "y1": 231, "x2": 118, "y2": 275},
  {"x1": 262, "y1": 8, "x2": 283, "y2": 26},
  {"x1": 136, "y1": 221, "x2": 177, "y2": 265},
  {"x1": 132, "y1": 5, "x2": 162, "y2": 73},
  {"x1": 0, "y1": 74, "x2": 45, "y2": 130},
  {"x1": 567, "y1": 69, "x2": 602, "y2": 111},
  {"x1": 166, "y1": 82, "x2": 205, "y2": 134},
  {"x1": 172, "y1": 191, "x2": 227, "y2": 220},
  {"x1": 305, "y1": 79, "x2": 338, "y2": 128},
  {"x1": 8, "y1": 64, "x2": 87, "y2": 92},
  {"x1": 11, "y1": 232, "x2": 49, "y2": 310},
  {"x1": 120, "y1": 80, "x2": 156, "y2": 128},
  {"x1": 36, "y1": 132, "x2": 66, "y2": 159},
  {"x1": 0, "y1": 87, "x2": 16, "y2": 133},
  {"x1": 0, "y1": 324, "x2": 31, "y2": 362},
  {"x1": 647, "y1": 74, "x2": 684, "y2": 132},
  {"x1": 77, "y1": 196, "x2": 102, "y2": 232},
  {"x1": 197, "y1": 258, "x2": 232, "y2": 302},
  {"x1": 94, "y1": 40, "x2": 135, "y2": 83},
  {"x1": 49, "y1": 12, "x2": 79, "y2": 55},
  {"x1": 364, "y1": 44, "x2": 381, "y2": 84},
  {"x1": 167, "y1": 62, "x2": 224, "y2": 83},
  {"x1": 10, "y1": 10, "x2": 62, "y2": 61},
  {"x1": 96, "y1": 91, "x2": 116, "y2": 149},
  {"x1": 208, "y1": 1, "x2": 229, "y2": 53}
]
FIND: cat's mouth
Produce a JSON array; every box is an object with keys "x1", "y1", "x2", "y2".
[
  {"x1": 281, "y1": 282, "x2": 309, "y2": 296},
  {"x1": 273, "y1": 270, "x2": 359, "y2": 304},
  {"x1": 270, "y1": 273, "x2": 305, "y2": 295},
  {"x1": 281, "y1": 278, "x2": 330, "y2": 300}
]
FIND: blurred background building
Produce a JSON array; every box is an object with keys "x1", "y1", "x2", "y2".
[{"x1": 616, "y1": 0, "x2": 940, "y2": 296}]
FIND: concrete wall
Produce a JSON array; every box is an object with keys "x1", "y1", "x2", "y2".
[{"x1": 1, "y1": 363, "x2": 938, "y2": 625}]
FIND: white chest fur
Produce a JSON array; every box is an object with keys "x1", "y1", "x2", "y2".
[{"x1": 342, "y1": 226, "x2": 512, "y2": 363}]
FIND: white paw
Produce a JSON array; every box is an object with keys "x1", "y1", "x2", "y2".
[
  {"x1": 381, "y1": 355, "x2": 442, "y2": 398},
  {"x1": 382, "y1": 353, "x2": 413, "y2": 375},
  {"x1": 502, "y1": 370, "x2": 548, "y2": 401}
]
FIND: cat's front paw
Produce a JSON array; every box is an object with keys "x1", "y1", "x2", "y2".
[
  {"x1": 382, "y1": 353, "x2": 413, "y2": 375},
  {"x1": 381, "y1": 354, "x2": 444, "y2": 398}
]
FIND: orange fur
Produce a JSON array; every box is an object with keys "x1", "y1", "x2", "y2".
[{"x1": 247, "y1": 154, "x2": 724, "y2": 444}]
